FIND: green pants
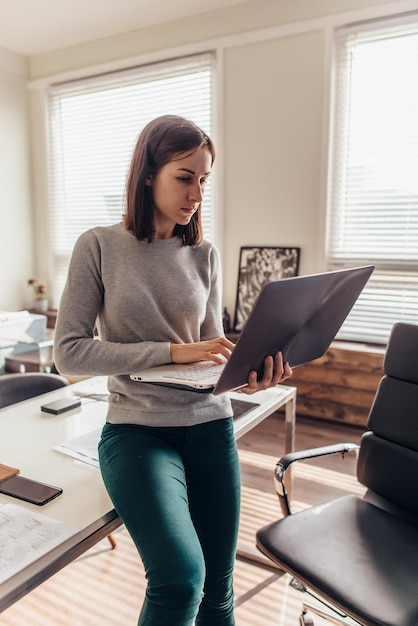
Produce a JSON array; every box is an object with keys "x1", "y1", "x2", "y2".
[{"x1": 98, "y1": 417, "x2": 241, "y2": 625}]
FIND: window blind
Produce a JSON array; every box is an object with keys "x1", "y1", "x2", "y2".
[
  {"x1": 47, "y1": 53, "x2": 214, "y2": 308},
  {"x1": 327, "y1": 15, "x2": 418, "y2": 344}
]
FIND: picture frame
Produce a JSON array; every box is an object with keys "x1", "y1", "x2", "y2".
[{"x1": 233, "y1": 246, "x2": 301, "y2": 332}]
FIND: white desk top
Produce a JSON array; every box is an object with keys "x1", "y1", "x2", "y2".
[
  {"x1": 0, "y1": 386, "x2": 111, "y2": 530},
  {"x1": 0, "y1": 381, "x2": 122, "y2": 611},
  {"x1": 0, "y1": 377, "x2": 296, "y2": 612},
  {"x1": 0, "y1": 381, "x2": 296, "y2": 521},
  {"x1": 230, "y1": 386, "x2": 296, "y2": 439}
]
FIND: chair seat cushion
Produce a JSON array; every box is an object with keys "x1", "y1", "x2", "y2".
[{"x1": 256, "y1": 495, "x2": 418, "y2": 626}]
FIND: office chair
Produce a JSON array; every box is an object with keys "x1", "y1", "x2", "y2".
[
  {"x1": 0, "y1": 372, "x2": 69, "y2": 409},
  {"x1": 256, "y1": 322, "x2": 418, "y2": 626},
  {"x1": 0, "y1": 372, "x2": 117, "y2": 549}
]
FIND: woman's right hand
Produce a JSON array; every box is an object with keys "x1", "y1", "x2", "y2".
[
  {"x1": 239, "y1": 351, "x2": 292, "y2": 395},
  {"x1": 170, "y1": 337, "x2": 235, "y2": 365}
]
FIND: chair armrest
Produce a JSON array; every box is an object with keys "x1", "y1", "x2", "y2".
[{"x1": 275, "y1": 442, "x2": 360, "y2": 517}]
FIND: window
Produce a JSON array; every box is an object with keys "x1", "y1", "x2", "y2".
[
  {"x1": 47, "y1": 53, "x2": 214, "y2": 308},
  {"x1": 327, "y1": 14, "x2": 418, "y2": 344}
]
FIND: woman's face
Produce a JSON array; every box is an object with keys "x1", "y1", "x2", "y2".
[{"x1": 148, "y1": 146, "x2": 212, "y2": 239}]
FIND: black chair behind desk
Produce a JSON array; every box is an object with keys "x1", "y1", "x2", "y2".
[
  {"x1": 256, "y1": 322, "x2": 418, "y2": 626},
  {"x1": 0, "y1": 372, "x2": 117, "y2": 550},
  {"x1": 0, "y1": 372, "x2": 69, "y2": 409}
]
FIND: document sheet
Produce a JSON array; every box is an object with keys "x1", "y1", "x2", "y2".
[
  {"x1": 0, "y1": 503, "x2": 77, "y2": 584},
  {"x1": 53, "y1": 399, "x2": 108, "y2": 467}
]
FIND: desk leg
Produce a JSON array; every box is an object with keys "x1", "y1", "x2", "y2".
[{"x1": 283, "y1": 392, "x2": 296, "y2": 502}]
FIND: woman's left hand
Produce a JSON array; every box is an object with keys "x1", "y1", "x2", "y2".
[{"x1": 240, "y1": 351, "x2": 292, "y2": 395}]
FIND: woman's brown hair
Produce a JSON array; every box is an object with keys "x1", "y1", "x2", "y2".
[{"x1": 124, "y1": 115, "x2": 215, "y2": 245}]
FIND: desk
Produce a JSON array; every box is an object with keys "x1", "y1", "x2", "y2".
[{"x1": 0, "y1": 379, "x2": 296, "y2": 613}]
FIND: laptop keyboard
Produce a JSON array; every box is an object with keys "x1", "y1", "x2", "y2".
[{"x1": 163, "y1": 362, "x2": 225, "y2": 381}]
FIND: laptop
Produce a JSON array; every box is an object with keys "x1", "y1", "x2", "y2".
[{"x1": 130, "y1": 265, "x2": 374, "y2": 395}]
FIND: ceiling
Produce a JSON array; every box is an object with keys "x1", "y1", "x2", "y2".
[{"x1": 0, "y1": 0, "x2": 251, "y2": 57}]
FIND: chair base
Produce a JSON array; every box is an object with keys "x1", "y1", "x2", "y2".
[{"x1": 290, "y1": 579, "x2": 361, "y2": 626}]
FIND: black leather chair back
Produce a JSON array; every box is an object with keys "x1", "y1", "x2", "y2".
[
  {"x1": 0, "y1": 372, "x2": 69, "y2": 409},
  {"x1": 357, "y1": 323, "x2": 418, "y2": 516}
]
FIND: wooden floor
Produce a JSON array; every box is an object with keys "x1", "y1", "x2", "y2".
[{"x1": 1, "y1": 413, "x2": 365, "y2": 626}]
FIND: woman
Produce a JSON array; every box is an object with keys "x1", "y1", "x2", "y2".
[{"x1": 54, "y1": 115, "x2": 292, "y2": 625}]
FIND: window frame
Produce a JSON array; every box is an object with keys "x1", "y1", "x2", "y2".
[
  {"x1": 45, "y1": 52, "x2": 217, "y2": 309},
  {"x1": 326, "y1": 13, "x2": 418, "y2": 345}
]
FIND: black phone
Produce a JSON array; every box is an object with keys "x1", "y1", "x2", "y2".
[
  {"x1": 41, "y1": 397, "x2": 81, "y2": 415},
  {"x1": 0, "y1": 475, "x2": 62, "y2": 505}
]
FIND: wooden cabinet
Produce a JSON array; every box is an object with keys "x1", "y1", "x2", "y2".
[{"x1": 287, "y1": 342, "x2": 384, "y2": 427}]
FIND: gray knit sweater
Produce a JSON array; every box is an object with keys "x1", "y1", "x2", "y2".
[{"x1": 54, "y1": 223, "x2": 232, "y2": 426}]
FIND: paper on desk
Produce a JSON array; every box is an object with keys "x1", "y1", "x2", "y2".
[
  {"x1": 0, "y1": 310, "x2": 30, "y2": 323},
  {"x1": 0, "y1": 503, "x2": 77, "y2": 584},
  {"x1": 54, "y1": 429, "x2": 101, "y2": 468},
  {"x1": 73, "y1": 376, "x2": 109, "y2": 401},
  {"x1": 53, "y1": 400, "x2": 107, "y2": 467}
]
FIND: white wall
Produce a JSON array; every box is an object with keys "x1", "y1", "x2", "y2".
[
  {"x1": 0, "y1": 48, "x2": 33, "y2": 311},
  {"x1": 222, "y1": 30, "x2": 326, "y2": 306},
  {"x1": 2, "y1": 0, "x2": 412, "y2": 316}
]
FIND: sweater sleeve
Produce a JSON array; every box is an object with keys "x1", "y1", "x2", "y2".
[
  {"x1": 54, "y1": 231, "x2": 171, "y2": 377},
  {"x1": 199, "y1": 244, "x2": 225, "y2": 341}
]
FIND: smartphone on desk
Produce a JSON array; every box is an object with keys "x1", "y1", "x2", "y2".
[{"x1": 0, "y1": 475, "x2": 62, "y2": 505}]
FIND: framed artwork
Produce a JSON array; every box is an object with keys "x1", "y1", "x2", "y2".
[{"x1": 233, "y1": 246, "x2": 301, "y2": 332}]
